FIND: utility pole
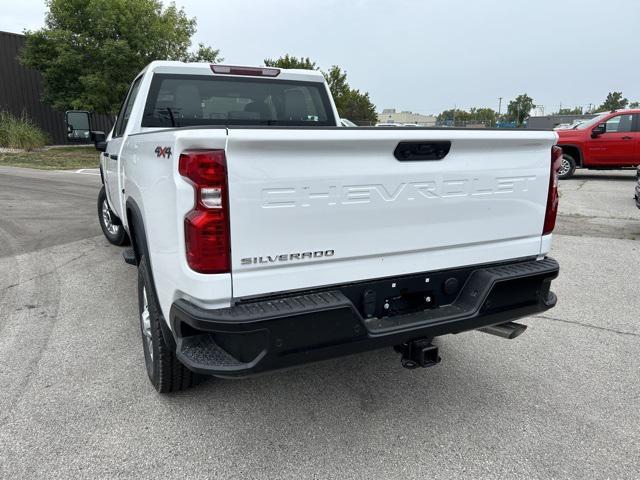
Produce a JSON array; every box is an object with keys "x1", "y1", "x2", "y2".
[{"x1": 498, "y1": 97, "x2": 503, "y2": 116}]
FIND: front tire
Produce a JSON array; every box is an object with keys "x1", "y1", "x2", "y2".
[
  {"x1": 138, "y1": 255, "x2": 198, "y2": 393},
  {"x1": 97, "y1": 186, "x2": 128, "y2": 245},
  {"x1": 558, "y1": 154, "x2": 576, "y2": 180}
]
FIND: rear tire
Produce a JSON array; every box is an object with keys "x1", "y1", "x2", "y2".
[
  {"x1": 558, "y1": 154, "x2": 576, "y2": 180},
  {"x1": 138, "y1": 255, "x2": 198, "y2": 393},
  {"x1": 98, "y1": 186, "x2": 128, "y2": 245}
]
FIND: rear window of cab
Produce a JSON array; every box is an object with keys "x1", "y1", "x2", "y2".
[{"x1": 141, "y1": 74, "x2": 335, "y2": 127}]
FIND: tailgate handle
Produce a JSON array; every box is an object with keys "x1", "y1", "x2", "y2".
[{"x1": 394, "y1": 141, "x2": 451, "y2": 161}]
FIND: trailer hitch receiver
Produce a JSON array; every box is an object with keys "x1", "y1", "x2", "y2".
[{"x1": 395, "y1": 339, "x2": 441, "y2": 369}]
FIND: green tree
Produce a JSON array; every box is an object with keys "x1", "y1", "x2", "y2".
[
  {"x1": 470, "y1": 107, "x2": 498, "y2": 127},
  {"x1": 323, "y1": 66, "x2": 350, "y2": 101},
  {"x1": 21, "y1": 0, "x2": 220, "y2": 114},
  {"x1": 437, "y1": 109, "x2": 471, "y2": 127},
  {"x1": 264, "y1": 54, "x2": 318, "y2": 70},
  {"x1": 263, "y1": 56, "x2": 378, "y2": 124},
  {"x1": 556, "y1": 106, "x2": 583, "y2": 115},
  {"x1": 436, "y1": 108, "x2": 496, "y2": 127},
  {"x1": 183, "y1": 43, "x2": 223, "y2": 63},
  {"x1": 598, "y1": 92, "x2": 628, "y2": 111},
  {"x1": 336, "y1": 89, "x2": 378, "y2": 125},
  {"x1": 323, "y1": 66, "x2": 377, "y2": 124},
  {"x1": 507, "y1": 94, "x2": 534, "y2": 126}
]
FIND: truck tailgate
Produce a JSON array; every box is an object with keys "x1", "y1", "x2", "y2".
[{"x1": 225, "y1": 128, "x2": 557, "y2": 298}]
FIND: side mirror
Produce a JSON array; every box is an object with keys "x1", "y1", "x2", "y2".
[
  {"x1": 65, "y1": 110, "x2": 92, "y2": 142},
  {"x1": 66, "y1": 110, "x2": 108, "y2": 151},
  {"x1": 90, "y1": 131, "x2": 107, "y2": 152},
  {"x1": 591, "y1": 123, "x2": 606, "y2": 138}
]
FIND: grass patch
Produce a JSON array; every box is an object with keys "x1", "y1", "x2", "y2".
[
  {"x1": 0, "y1": 146, "x2": 100, "y2": 170},
  {"x1": 0, "y1": 111, "x2": 48, "y2": 150}
]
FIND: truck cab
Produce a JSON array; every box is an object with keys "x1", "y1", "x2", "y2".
[{"x1": 557, "y1": 109, "x2": 640, "y2": 179}]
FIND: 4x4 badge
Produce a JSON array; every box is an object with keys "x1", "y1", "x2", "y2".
[{"x1": 155, "y1": 146, "x2": 172, "y2": 158}]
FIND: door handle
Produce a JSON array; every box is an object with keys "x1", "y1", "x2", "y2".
[
  {"x1": 621, "y1": 136, "x2": 633, "y2": 140},
  {"x1": 109, "y1": 154, "x2": 118, "y2": 160},
  {"x1": 102, "y1": 152, "x2": 109, "y2": 158}
]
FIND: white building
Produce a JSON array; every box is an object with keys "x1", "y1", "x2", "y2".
[{"x1": 378, "y1": 109, "x2": 436, "y2": 126}]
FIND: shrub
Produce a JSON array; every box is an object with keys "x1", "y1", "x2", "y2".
[{"x1": 0, "y1": 111, "x2": 48, "y2": 150}]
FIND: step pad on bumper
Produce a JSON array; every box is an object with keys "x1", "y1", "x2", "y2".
[
  {"x1": 199, "y1": 291, "x2": 351, "y2": 322},
  {"x1": 180, "y1": 335, "x2": 245, "y2": 369}
]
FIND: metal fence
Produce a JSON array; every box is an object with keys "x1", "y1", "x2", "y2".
[{"x1": 0, "y1": 30, "x2": 113, "y2": 145}]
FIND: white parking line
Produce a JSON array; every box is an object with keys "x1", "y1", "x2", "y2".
[{"x1": 75, "y1": 168, "x2": 101, "y2": 176}]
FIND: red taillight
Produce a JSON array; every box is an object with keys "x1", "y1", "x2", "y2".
[
  {"x1": 179, "y1": 150, "x2": 230, "y2": 273},
  {"x1": 210, "y1": 64, "x2": 280, "y2": 77},
  {"x1": 543, "y1": 146, "x2": 563, "y2": 235}
]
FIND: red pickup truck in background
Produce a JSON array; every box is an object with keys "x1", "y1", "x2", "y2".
[{"x1": 556, "y1": 109, "x2": 640, "y2": 179}]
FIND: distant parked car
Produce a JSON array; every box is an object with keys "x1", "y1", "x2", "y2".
[
  {"x1": 375, "y1": 122, "x2": 402, "y2": 127},
  {"x1": 553, "y1": 123, "x2": 572, "y2": 131},
  {"x1": 556, "y1": 109, "x2": 640, "y2": 179}
]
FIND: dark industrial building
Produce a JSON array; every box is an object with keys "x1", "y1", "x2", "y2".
[{"x1": 0, "y1": 30, "x2": 113, "y2": 145}]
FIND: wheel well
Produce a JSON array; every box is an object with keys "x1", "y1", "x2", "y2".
[
  {"x1": 559, "y1": 145, "x2": 582, "y2": 167},
  {"x1": 126, "y1": 202, "x2": 177, "y2": 350}
]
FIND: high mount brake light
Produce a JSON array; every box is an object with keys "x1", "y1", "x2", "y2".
[
  {"x1": 210, "y1": 65, "x2": 280, "y2": 77},
  {"x1": 179, "y1": 150, "x2": 230, "y2": 274},
  {"x1": 543, "y1": 146, "x2": 563, "y2": 235}
]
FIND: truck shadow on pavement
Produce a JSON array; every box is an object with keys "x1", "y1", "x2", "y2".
[
  {"x1": 154, "y1": 335, "x2": 531, "y2": 444},
  {"x1": 128, "y1": 324, "x2": 581, "y2": 479}
]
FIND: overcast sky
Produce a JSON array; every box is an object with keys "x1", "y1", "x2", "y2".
[{"x1": 2, "y1": 0, "x2": 638, "y2": 115}]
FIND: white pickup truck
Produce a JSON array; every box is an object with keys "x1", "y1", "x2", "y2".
[{"x1": 68, "y1": 61, "x2": 560, "y2": 393}]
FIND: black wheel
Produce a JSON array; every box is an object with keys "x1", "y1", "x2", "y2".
[
  {"x1": 558, "y1": 154, "x2": 576, "y2": 180},
  {"x1": 97, "y1": 186, "x2": 128, "y2": 245},
  {"x1": 138, "y1": 255, "x2": 198, "y2": 393}
]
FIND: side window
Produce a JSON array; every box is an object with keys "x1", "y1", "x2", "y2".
[
  {"x1": 604, "y1": 114, "x2": 633, "y2": 133},
  {"x1": 113, "y1": 77, "x2": 143, "y2": 138}
]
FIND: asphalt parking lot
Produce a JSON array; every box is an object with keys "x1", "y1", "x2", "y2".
[{"x1": 1, "y1": 166, "x2": 639, "y2": 479}]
